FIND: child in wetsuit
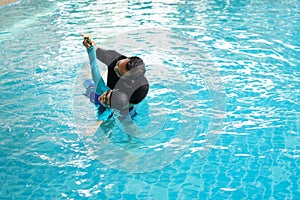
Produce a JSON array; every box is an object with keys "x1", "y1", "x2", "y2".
[{"x1": 83, "y1": 40, "x2": 129, "y2": 124}]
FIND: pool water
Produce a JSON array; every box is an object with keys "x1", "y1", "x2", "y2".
[{"x1": 1, "y1": 0, "x2": 299, "y2": 199}]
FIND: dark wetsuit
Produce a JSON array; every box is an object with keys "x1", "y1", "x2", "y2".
[{"x1": 95, "y1": 48, "x2": 149, "y2": 105}]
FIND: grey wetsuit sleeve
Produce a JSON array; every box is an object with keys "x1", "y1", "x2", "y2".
[{"x1": 95, "y1": 47, "x2": 122, "y2": 66}]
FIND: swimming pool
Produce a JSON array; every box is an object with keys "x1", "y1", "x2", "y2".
[{"x1": 1, "y1": 0, "x2": 299, "y2": 199}]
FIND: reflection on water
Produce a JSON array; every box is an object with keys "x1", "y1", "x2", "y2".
[{"x1": 0, "y1": 0, "x2": 299, "y2": 199}]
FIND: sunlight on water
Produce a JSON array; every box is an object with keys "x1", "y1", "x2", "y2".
[{"x1": 0, "y1": 0, "x2": 299, "y2": 199}]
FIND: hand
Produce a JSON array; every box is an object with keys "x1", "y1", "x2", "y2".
[{"x1": 81, "y1": 33, "x2": 96, "y2": 49}]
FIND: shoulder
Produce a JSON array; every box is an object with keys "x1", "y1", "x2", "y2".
[{"x1": 108, "y1": 55, "x2": 128, "y2": 69}]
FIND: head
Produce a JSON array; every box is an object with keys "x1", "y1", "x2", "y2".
[
  {"x1": 98, "y1": 90, "x2": 129, "y2": 110},
  {"x1": 114, "y1": 56, "x2": 145, "y2": 81}
]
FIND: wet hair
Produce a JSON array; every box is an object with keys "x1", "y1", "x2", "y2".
[
  {"x1": 110, "y1": 90, "x2": 129, "y2": 110},
  {"x1": 124, "y1": 56, "x2": 146, "y2": 81}
]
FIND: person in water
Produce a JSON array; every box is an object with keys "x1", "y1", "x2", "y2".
[
  {"x1": 82, "y1": 34, "x2": 149, "y2": 116},
  {"x1": 82, "y1": 35, "x2": 130, "y2": 133}
]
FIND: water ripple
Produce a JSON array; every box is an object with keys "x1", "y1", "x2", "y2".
[{"x1": 1, "y1": 0, "x2": 299, "y2": 199}]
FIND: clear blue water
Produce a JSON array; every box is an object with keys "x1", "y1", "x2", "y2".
[{"x1": 1, "y1": 0, "x2": 299, "y2": 199}]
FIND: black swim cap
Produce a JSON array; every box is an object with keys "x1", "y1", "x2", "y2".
[
  {"x1": 116, "y1": 76, "x2": 149, "y2": 105},
  {"x1": 110, "y1": 90, "x2": 129, "y2": 110}
]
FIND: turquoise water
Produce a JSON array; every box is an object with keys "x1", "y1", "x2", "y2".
[{"x1": 1, "y1": 0, "x2": 299, "y2": 199}]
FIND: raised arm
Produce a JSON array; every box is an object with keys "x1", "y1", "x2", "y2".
[
  {"x1": 81, "y1": 33, "x2": 122, "y2": 66},
  {"x1": 86, "y1": 46, "x2": 110, "y2": 94},
  {"x1": 95, "y1": 47, "x2": 122, "y2": 66}
]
